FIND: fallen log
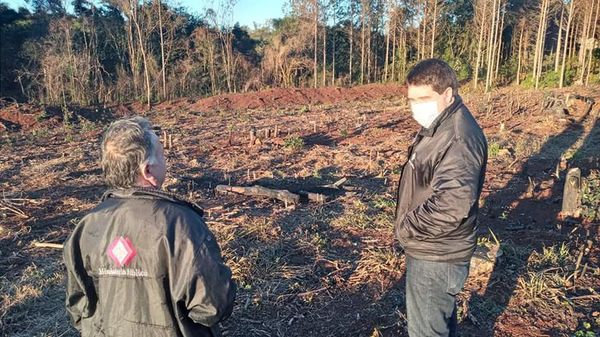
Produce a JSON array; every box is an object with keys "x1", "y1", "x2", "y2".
[
  {"x1": 216, "y1": 185, "x2": 300, "y2": 205},
  {"x1": 322, "y1": 177, "x2": 348, "y2": 189},
  {"x1": 299, "y1": 190, "x2": 327, "y2": 204}
]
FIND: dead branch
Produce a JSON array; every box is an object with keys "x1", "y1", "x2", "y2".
[
  {"x1": 216, "y1": 185, "x2": 300, "y2": 205},
  {"x1": 298, "y1": 190, "x2": 328, "y2": 204},
  {"x1": 0, "y1": 200, "x2": 29, "y2": 219},
  {"x1": 322, "y1": 177, "x2": 348, "y2": 189},
  {"x1": 32, "y1": 242, "x2": 64, "y2": 249}
]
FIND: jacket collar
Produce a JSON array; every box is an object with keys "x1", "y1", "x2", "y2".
[
  {"x1": 418, "y1": 95, "x2": 463, "y2": 137},
  {"x1": 102, "y1": 187, "x2": 204, "y2": 217}
]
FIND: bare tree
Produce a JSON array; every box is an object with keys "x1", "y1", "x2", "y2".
[
  {"x1": 578, "y1": 0, "x2": 599, "y2": 84},
  {"x1": 554, "y1": 3, "x2": 565, "y2": 72},
  {"x1": 331, "y1": 0, "x2": 337, "y2": 84},
  {"x1": 516, "y1": 19, "x2": 526, "y2": 85},
  {"x1": 132, "y1": 1, "x2": 152, "y2": 107},
  {"x1": 560, "y1": 0, "x2": 576, "y2": 88},
  {"x1": 314, "y1": 0, "x2": 319, "y2": 87},
  {"x1": 384, "y1": 0, "x2": 391, "y2": 81},
  {"x1": 322, "y1": 0, "x2": 327, "y2": 86},
  {"x1": 585, "y1": 0, "x2": 600, "y2": 84},
  {"x1": 349, "y1": 0, "x2": 354, "y2": 84},
  {"x1": 360, "y1": 0, "x2": 367, "y2": 84},
  {"x1": 484, "y1": 0, "x2": 499, "y2": 92},
  {"x1": 473, "y1": 0, "x2": 488, "y2": 89},
  {"x1": 430, "y1": 0, "x2": 439, "y2": 58},
  {"x1": 157, "y1": 0, "x2": 166, "y2": 100}
]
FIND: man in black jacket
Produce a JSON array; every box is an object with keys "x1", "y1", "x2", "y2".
[
  {"x1": 63, "y1": 117, "x2": 236, "y2": 337},
  {"x1": 395, "y1": 59, "x2": 488, "y2": 337}
]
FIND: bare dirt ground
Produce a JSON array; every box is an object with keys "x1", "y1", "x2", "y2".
[{"x1": 1, "y1": 84, "x2": 599, "y2": 337}]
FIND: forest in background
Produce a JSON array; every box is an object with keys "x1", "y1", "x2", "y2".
[{"x1": 0, "y1": 0, "x2": 599, "y2": 107}]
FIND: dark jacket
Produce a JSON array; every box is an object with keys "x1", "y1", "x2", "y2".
[
  {"x1": 395, "y1": 96, "x2": 488, "y2": 262},
  {"x1": 63, "y1": 188, "x2": 236, "y2": 337}
]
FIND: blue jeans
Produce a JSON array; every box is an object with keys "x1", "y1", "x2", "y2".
[{"x1": 405, "y1": 255, "x2": 470, "y2": 337}]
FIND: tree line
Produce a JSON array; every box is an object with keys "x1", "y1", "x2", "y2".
[{"x1": 0, "y1": 0, "x2": 598, "y2": 107}]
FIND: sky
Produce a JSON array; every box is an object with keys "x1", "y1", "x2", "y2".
[{"x1": 1, "y1": 0, "x2": 288, "y2": 27}]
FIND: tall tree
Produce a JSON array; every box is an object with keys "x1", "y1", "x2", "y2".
[
  {"x1": 560, "y1": 0, "x2": 575, "y2": 88},
  {"x1": 473, "y1": 0, "x2": 488, "y2": 89}
]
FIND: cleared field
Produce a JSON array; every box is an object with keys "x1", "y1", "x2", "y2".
[{"x1": 1, "y1": 84, "x2": 599, "y2": 337}]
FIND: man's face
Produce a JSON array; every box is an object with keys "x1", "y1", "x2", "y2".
[
  {"x1": 407, "y1": 84, "x2": 453, "y2": 114},
  {"x1": 150, "y1": 133, "x2": 167, "y2": 188},
  {"x1": 139, "y1": 132, "x2": 167, "y2": 189}
]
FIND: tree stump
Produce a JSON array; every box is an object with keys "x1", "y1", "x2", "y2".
[
  {"x1": 470, "y1": 243, "x2": 503, "y2": 277},
  {"x1": 249, "y1": 127, "x2": 257, "y2": 146},
  {"x1": 562, "y1": 167, "x2": 581, "y2": 217}
]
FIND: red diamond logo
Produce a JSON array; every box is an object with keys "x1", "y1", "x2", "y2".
[{"x1": 107, "y1": 236, "x2": 136, "y2": 267}]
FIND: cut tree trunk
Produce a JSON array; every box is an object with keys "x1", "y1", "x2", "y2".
[
  {"x1": 216, "y1": 185, "x2": 300, "y2": 205},
  {"x1": 561, "y1": 167, "x2": 582, "y2": 217},
  {"x1": 216, "y1": 185, "x2": 328, "y2": 205}
]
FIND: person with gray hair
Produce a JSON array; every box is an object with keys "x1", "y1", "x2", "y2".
[
  {"x1": 100, "y1": 116, "x2": 166, "y2": 189},
  {"x1": 63, "y1": 116, "x2": 236, "y2": 337}
]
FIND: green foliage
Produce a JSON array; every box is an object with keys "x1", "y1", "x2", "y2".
[
  {"x1": 498, "y1": 60, "x2": 518, "y2": 85},
  {"x1": 31, "y1": 128, "x2": 49, "y2": 138},
  {"x1": 442, "y1": 47, "x2": 471, "y2": 82},
  {"x1": 0, "y1": 135, "x2": 16, "y2": 148},
  {"x1": 520, "y1": 69, "x2": 576, "y2": 89},
  {"x1": 333, "y1": 199, "x2": 393, "y2": 230},
  {"x1": 80, "y1": 119, "x2": 97, "y2": 133},
  {"x1": 283, "y1": 136, "x2": 304, "y2": 151},
  {"x1": 519, "y1": 71, "x2": 560, "y2": 89},
  {"x1": 488, "y1": 142, "x2": 501, "y2": 158},
  {"x1": 573, "y1": 321, "x2": 596, "y2": 337},
  {"x1": 587, "y1": 72, "x2": 600, "y2": 85},
  {"x1": 372, "y1": 197, "x2": 396, "y2": 210},
  {"x1": 582, "y1": 171, "x2": 600, "y2": 222},
  {"x1": 529, "y1": 243, "x2": 570, "y2": 269},
  {"x1": 539, "y1": 71, "x2": 561, "y2": 88},
  {"x1": 520, "y1": 74, "x2": 536, "y2": 89},
  {"x1": 1, "y1": 0, "x2": 599, "y2": 106}
]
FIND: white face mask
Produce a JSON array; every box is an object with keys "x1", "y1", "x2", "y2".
[{"x1": 410, "y1": 100, "x2": 440, "y2": 129}]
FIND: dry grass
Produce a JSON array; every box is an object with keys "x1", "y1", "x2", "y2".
[
  {"x1": 1, "y1": 85, "x2": 599, "y2": 336},
  {"x1": 348, "y1": 247, "x2": 404, "y2": 289},
  {"x1": 0, "y1": 260, "x2": 75, "y2": 337}
]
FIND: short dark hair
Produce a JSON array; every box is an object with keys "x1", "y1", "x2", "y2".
[{"x1": 406, "y1": 59, "x2": 459, "y2": 95}]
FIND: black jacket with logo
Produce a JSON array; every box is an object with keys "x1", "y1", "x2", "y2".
[
  {"x1": 63, "y1": 188, "x2": 236, "y2": 337},
  {"x1": 395, "y1": 96, "x2": 488, "y2": 262}
]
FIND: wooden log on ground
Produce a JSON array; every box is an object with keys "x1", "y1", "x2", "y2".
[
  {"x1": 299, "y1": 190, "x2": 328, "y2": 204},
  {"x1": 33, "y1": 242, "x2": 64, "y2": 249},
  {"x1": 322, "y1": 177, "x2": 348, "y2": 189},
  {"x1": 216, "y1": 185, "x2": 300, "y2": 205},
  {"x1": 562, "y1": 167, "x2": 581, "y2": 217}
]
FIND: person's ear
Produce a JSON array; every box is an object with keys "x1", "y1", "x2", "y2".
[
  {"x1": 140, "y1": 162, "x2": 159, "y2": 187},
  {"x1": 440, "y1": 87, "x2": 453, "y2": 105},
  {"x1": 445, "y1": 87, "x2": 453, "y2": 99}
]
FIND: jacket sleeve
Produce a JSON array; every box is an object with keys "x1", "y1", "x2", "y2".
[
  {"x1": 398, "y1": 136, "x2": 486, "y2": 240},
  {"x1": 63, "y1": 224, "x2": 96, "y2": 331},
  {"x1": 169, "y1": 212, "x2": 236, "y2": 328}
]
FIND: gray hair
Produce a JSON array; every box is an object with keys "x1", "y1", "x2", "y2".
[{"x1": 101, "y1": 116, "x2": 158, "y2": 188}]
